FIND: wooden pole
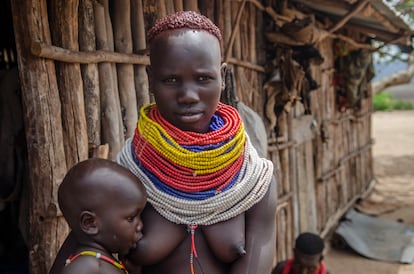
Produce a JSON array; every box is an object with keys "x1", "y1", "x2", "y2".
[
  {"x1": 224, "y1": 0, "x2": 246, "y2": 63},
  {"x1": 174, "y1": 0, "x2": 183, "y2": 12},
  {"x1": 113, "y1": 0, "x2": 138, "y2": 139},
  {"x1": 79, "y1": 0, "x2": 101, "y2": 148},
  {"x1": 223, "y1": 0, "x2": 232, "y2": 51},
  {"x1": 50, "y1": 0, "x2": 89, "y2": 168},
  {"x1": 329, "y1": 0, "x2": 369, "y2": 34},
  {"x1": 31, "y1": 41, "x2": 150, "y2": 64},
  {"x1": 165, "y1": 0, "x2": 175, "y2": 15},
  {"x1": 94, "y1": 2, "x2": 123, "y2": 160},
  {"x1": 156, "y1": 0, "x2": 167, "y2": 19},
  {"x1": 184, "y1": 0, "x2": 198, "y2": 11},
  {"x1": 98, "y1": 0, "x2": 124, "y2": 149},
  {"x1": 10, "y1": 0, "x2": 68, "y2": 273},
  {"x1": 131, "y1": 0, "x2": 150, "y2": 110}
]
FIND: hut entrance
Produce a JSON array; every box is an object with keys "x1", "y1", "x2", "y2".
[{"x1": 0, "y1": 0, "x2": 29, "y2": 272}]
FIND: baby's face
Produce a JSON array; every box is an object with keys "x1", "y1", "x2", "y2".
[
  {"x1": 96, "y1": 181, "x2": 147, "y2": 256},
  {"x1": 149, "y1": 29, "x2": 225, "y2": 133}
]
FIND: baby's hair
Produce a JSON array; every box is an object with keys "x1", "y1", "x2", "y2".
[
  {"x1": 147, "y1": 11, "x2": 222, "y2": 43},
  {"x1": 295, "y1": 232, "x2": 325, "y2": 255}
]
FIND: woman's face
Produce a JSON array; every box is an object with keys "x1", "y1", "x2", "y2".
[{"x1": 148, "y1": 29, "x2": 226, "y2": 133}]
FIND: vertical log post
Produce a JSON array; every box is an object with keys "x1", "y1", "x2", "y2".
[
  {"x1": 131, "y1": 0, "x2": 150, "y2": 109},
  {"x1": 94, "y1": 2, "x2": 123, "y2": 160},
  {"x1": 165, "y1": 0, "x2": 175, "y2": 15},
  {"x1": 98, "y1": 0, "x2": 124, "y2": 148},
  {"x1": 10, "y1": 0, "x2": 68, "y2": 273},
  {"x1": 184, "y1": 0, "x2": 198, "y2": 11},
  {"x1": 156, "y1": 0, "x2": 167, "y2": 19},
  {"x1": 113, "y1": 0, "x2": 138, "y2": 139},
  {"x1": 50, "y1": 0, "x2": 89, "y2": 168},
  {"x1": 79, "y1": 0, "x2": 101, "y2": 149},
  {"x1": 174, "y1": 0, "x2": 183, "y2": 12}
]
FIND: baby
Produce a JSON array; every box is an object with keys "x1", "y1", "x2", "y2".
[{"x1": 57, "y1": 158, "x2": 147, "y2": 274}]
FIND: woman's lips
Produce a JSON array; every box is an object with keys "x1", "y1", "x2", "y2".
[{"x1": 177, "y1": 112, "x2": 203, "y2": 123}]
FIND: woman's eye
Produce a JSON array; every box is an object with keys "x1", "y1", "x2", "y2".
[
  {"x1": 198, "y1": 76, "x2": 210, "y2": 81},
  {"x1": 164, "y1": 77, "x2": 178, "y2": 83}
]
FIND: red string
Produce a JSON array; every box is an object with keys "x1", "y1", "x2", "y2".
[{"x1": 189, "y1": 224, "x2": 199, "y2": 274}]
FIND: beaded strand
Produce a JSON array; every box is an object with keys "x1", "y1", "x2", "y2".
[
  {"x1": 118, "y1": 135, "x2": 273, "y2": 226},
  {"x1": 65, "y1": 251, "x2": 128, "y2": 274}
]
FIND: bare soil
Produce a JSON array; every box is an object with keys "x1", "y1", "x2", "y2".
[{"x1": 324, "y1": 110, "x2": 414, "y2": 274}]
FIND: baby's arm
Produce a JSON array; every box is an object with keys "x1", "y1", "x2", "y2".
[{"x1": 229, "y1": 176, "x2": 277, "y2": 274}]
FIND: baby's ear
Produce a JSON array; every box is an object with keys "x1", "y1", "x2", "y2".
[{"x1": 80, "y1": 211, "x2": 99, "y2": 235}]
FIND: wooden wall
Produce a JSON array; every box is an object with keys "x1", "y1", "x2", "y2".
[{"x1": 8, "y1": 0, "x2": 374, "y2": 273}]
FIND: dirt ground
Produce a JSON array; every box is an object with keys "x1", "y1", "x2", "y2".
[{"x1": 324, "y1": 110, "x2": 414, "y2": 274}]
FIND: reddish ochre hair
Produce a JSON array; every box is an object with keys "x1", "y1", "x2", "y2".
[{"x1": 147, "y1": 11, "x2": 222, "y2": 43}]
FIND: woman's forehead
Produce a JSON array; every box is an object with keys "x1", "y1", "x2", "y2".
[{"x1": 151, "y1": 29, "x2": 220, "y2": 51}]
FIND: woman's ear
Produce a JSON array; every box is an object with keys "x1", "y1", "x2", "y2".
[
  {"x1": 221, "y1": 63, "x2": 227, "y2": 91},
  {"x1": 80, "y1": 211, "x2": 99, "y2": 235}
]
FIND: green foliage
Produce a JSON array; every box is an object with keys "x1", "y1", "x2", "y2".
[
  {"x1": 372, "y1": 92, "x2": 414, "y2": 111},
  {"x1": 389, "y1": 0, "x2": 414, "y2": 24}
]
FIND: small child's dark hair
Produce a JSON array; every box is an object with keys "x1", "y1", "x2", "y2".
[
  {"x1": 295, "y1": 232, "x2": 325, "y2": 255},
  {"x1": 147, "y1": 11, "x2": 222, "y2": 43}
]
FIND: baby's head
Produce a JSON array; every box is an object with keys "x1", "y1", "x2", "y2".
[{"x1": 58, "y1": 158, "x2": 147, "y2": 255}]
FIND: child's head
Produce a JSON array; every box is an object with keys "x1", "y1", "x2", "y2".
[
  {"x1": 146, "y1": 11, "x2": 226, "y2": 133},
  {"x1": 293, "y1": 232, "x2": 325, "y2": 274},
  {"x1": 58, "y1": 158, "x2": 147, "y2": 256}
]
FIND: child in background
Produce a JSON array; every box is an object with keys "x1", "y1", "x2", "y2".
[{"x1": 272, "y1": 232, "x2": 331, "y2": 274}]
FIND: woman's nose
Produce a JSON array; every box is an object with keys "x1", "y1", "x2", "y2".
[{"x1": 177, "y1": 82, "x2": 199, "y2": 103}]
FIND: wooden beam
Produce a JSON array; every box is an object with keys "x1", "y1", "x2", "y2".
[
  {"x1": 329, "y1": 0, "x2": 369, "y2": 33},
  {"x1": 329, "y1": 33, "x2": 374, "y2": 50},
  {"x1": 227, "y1": 57, "x2": 265, "y2": 73},
  {"x1": 31, "y1": 41, "x2": 150, "y2": 65},
  {"x1": 345, "y1": 23, "x2": 407, "y2": 43}
]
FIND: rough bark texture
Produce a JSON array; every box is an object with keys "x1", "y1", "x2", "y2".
[
  {"x1": 50, "y1": 0, "x2": 89, "y2": 168},
  {"x1": 79, "y1": 0, "x2": 101, "y2": 148},
  {"x1": 10, "y1": 0, "x2": 68, "y2": 273},
  {"x1": 131, "y1": 0, "x2": 150, "y2": 110},
  {"x1": 94, "y1": 2, "x2": 123, "y2": 160},
  {"x1": 113, "y1": 0, "x2": 138, "y2": 139}
]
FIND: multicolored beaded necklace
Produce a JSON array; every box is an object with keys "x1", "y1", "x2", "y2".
[
  {"x1": 117, "y1": 102, "x2": 274, "y2": 274},
  {"x1": 65, "y1": 251, "x2": 128, "y2": 273},
  {"x1": 133, "y1": 102, "x2": 246, "y2": 199},
  {"x1": 118, "y1": 102, "x2": 273, "y2": 225}
]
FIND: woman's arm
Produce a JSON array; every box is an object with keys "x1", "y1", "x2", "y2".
[{"x1": 49, "y1": 231, "x2": 78, "y2": 274}]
